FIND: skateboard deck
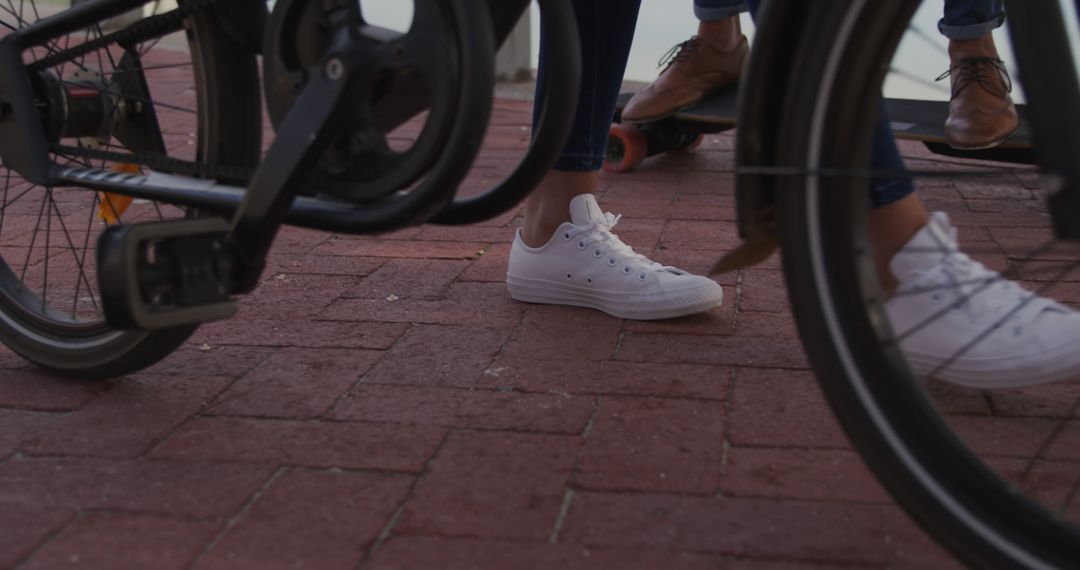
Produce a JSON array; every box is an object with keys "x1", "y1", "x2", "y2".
[{"x1": 605, "y1": 89, "x2": 1034, "y2": 172}]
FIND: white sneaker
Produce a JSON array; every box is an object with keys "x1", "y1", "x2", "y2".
[
  {"x1": 885, "y1": 211, "x2": 1080, "y2": 389},
  {"x1": 507, "y1": 194, "x2": 723, "y2": 320}
]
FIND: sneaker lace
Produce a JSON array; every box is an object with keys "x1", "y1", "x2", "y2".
[
  {"x1": 570, "y1": 212, "x2": 661, "y2": 273},
  {"x1": 934, "y1": 56, "x2": 1013, "y2": 100},
  {"x1": 657, "y1": 36, "x2": 702, "y2": 71},
  {"x1": 908, "y1": 248, "x2": 1047, "y2": 329}
]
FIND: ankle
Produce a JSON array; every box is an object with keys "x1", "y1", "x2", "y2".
[
  {"x1": 949, "y1": 34, "x2": 999, "y2": 60},
  {"x1": 869, "y1": 196, "x2": 930, "y2": 299},
  {"x1": 520, "y1": 220, "x2": 563, "y2": 249},
  {"x1": 521, "y1": 172, "x2": 597, "y2": 248},
  {"x1": 698, "y1": 16, "x2": 742, "y2": 52}
]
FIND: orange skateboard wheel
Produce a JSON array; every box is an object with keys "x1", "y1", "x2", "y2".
[{"x1": 604, "y1": 123, "x2": 648, "y2": 173}]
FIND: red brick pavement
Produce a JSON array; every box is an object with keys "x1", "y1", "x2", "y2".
[{"x1": 2, "y1": 53, "x2": 1079, "y2": 570}]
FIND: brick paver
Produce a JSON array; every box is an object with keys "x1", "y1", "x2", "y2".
[{"x1": 1, "y1": 43, "x2": 1078, "y2": 570}]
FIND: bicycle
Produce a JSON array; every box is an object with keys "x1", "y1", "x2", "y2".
[
  {"x1": 0, "y1": 0, "x2": 580, "y2": 376},
  {"x1": 0, "y1": 1, "x2": 1077, "y2": 568}
]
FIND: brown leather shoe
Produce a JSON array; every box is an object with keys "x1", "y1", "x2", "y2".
[
  {"x1": 621, "y1": 34, "x2": 748, "y2": 124},
  {"x1": 940, "y1": 38, "x2": 1019, "y2": 150}
]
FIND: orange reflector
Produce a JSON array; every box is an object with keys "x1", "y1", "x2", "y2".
[{"x1": 96, "y1": 163, "x2": 140, "y2": 224}]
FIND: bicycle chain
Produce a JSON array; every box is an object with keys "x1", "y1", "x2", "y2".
[{"x1": 53, "y1": 144, "x2": 253, "y2": 181}]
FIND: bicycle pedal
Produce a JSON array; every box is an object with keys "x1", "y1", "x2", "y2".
[{"x1": 97, "y1": 218, "x2": 238, "y2": 330}]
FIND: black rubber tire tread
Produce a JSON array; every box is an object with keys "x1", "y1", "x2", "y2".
[
  {"x1": 0, "y1": 5, "x2": 262, "y2": 380},
  {"x1": 764, "y1": 0, "x2": 1080, "y2": 567}
]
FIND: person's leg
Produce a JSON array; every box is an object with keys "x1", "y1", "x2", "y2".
[
  {"x1": 620, "y1": 0, "x2": 748, "y2": 122},
  {"x1": 521, "y1": 171, "x2": 599, "y2": 247},
  {"x1": 866, "y1": 106, "x2": 923, "y2": 296},
  {"x1": 939, "y1": 0, "x2": 1005, "y2": 41},
  {"x1": 938, "y1": 0, "x2": 1017, "y2": 149},
  {"x1": 693, "y1": 0, "x2": 747, "y2": 52},
  {"x1": 523, "y1": 0, "x2": 640, "y2": 247},
  {"x1": 510, "y1": 0, "x2": 724, "y2": 320}
]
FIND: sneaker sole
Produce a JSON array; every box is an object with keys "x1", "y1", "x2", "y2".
[
  {"x1": 507, "y1": 275, "x2": 723, "y2": 320},
  {"x1": 907, "y1": 352, "x2": 1080, "y2": 389}
]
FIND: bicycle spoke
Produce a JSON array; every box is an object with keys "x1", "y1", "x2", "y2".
[
  {"x1": 69, "y1": 193, "x2": 96, "y2": 318},
  {"x1": 2, "y1": 1, "x2": 66, "y2": 61},
  {"x1": 40, "y1": 188, "x2": 51, "y2": 312},
  {"x1": 0, "y1": 163, "x2": 11, "y2": 237},
  {"x1": 18, "y1": 184, "x2": 49, "y2": 288},
  {"x1": 48, "y1": 194, "x2": 100, "y2": 317},
  {"x1": 105, "y1": 62, "x2": 192, "y2": 75}
]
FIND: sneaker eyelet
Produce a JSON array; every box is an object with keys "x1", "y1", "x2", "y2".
[
  {"x1": 638, "y1": 273, "x2": 647, "y2": 280},
  {"x1": 586, "y1": 278, "x2": 593, "y2": 284},
  {"x1": 563, "y1": 232, "x2": 571, "y2": 240},
  {"x1": 566, "y1": 273, "x2": 573, "y2": 280},
  {"x1": 608, "y1": 258, "x2": 617, "y2": 266},
  {"x1": 622, "y1": 267, "x2": 632, "y2": 274},
  {"x1": 593, "y1": 250, "x2": 602, "y2": 258},
  {"x1": 577, "y1": 241, "x2": 586, "y2": 250}
]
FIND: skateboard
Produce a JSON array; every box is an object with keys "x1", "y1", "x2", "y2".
[{"x1": 605, "y1": 89, "x2": 1034, "y2": 172}]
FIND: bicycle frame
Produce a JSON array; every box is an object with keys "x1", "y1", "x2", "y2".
[{"x1": 1, "y1": 0, "x2": 578, "y2": 234}]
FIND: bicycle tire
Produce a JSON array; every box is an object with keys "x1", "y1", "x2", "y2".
[
  {"x1": 0, "y1": 3, "x2": 261, "y2": 379},
  {"x1": 757, "y1": 0, "x2": 1080, "y2": 567}
]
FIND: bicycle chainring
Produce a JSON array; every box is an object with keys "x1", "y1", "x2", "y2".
[{"x1": 263, "y1": 0, "x2": 463, "y2": 202}]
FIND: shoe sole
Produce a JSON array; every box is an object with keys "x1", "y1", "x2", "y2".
[
  {"x1": 622, "y1": 83, "x2": 740, "y2": 124},
  {"x1": 622, "y1": 101, "x2": 697, "y2": 125},
  {"x1": 945, "y1": 124, "x2": 1021, "y2": 151},
  {"x1": 907, "y1": 351, "x2": 1080, "y2": 389},
  {"x1": 507, "y1": 275, "x2": 723, "y2": 321}
]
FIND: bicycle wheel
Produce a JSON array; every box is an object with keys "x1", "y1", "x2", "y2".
[
  {"x1": 752, "y1": 0, "x2": 1080, "y2": 566},
  {"x1": 0, "y1": 1, "x2": 261, "y2": 379}
]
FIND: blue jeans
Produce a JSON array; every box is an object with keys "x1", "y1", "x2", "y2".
[
  {"x1": 694, "y1": 0, "x2": 747, "y2": 21},
  {"x1": 534, "y1": 0, "x2": 641, "y2": 171},
  {"x1": 940, "y1": 0, "x2": 1005, "y2": 40}
]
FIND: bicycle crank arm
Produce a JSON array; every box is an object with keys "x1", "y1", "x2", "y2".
[
  {"x1": 226, "y1": 27, "x2": 390, "y2": 293},
  {"x1": 94, "y1": 23, "x2": 391, "y2": 329}
]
